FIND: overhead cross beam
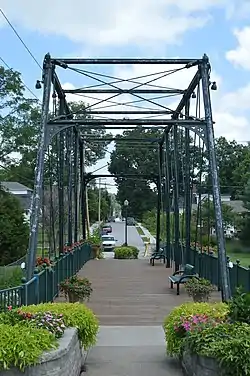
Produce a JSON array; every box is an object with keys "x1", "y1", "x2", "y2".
[{"x1": 27, "y1": 52, "x2": 231, "y2": 305}]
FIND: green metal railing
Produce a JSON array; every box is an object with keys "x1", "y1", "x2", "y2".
[
  {"x1": 0, "y1": 243, "x2": 92, "y2": 311},
  {"x1": 165, "y1": 243, "x2": 250, "y2": 294}
]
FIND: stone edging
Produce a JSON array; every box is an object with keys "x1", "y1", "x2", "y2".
[
  {"x1": 181, "y1": 350, "x2": 225, "y2": 376},
  {"x1": 2, "y1": 328, "x2": 87, "y2": 376}
]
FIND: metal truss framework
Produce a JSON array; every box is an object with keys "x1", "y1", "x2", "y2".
[{"x1": 27, "y1": 54, "x2": 231, "y2": 301}]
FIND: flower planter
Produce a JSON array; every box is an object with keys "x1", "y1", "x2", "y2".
[
  {"x1": 192, "y1": 293, "x2": 209, "y2": 303},
  {"x1": 1, "y1": 328, "x2": 87, "y2": 376},
  {"x1": 92, "y1": 244, "x2": 100, "y2": 258},
  {"x1": 181, "y1": 350, "x2": 226, "y2": 376}
]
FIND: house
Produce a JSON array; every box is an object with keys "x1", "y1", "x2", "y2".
[{"x1": 0, "y1": 182, "x2": 33, "y2": 222}]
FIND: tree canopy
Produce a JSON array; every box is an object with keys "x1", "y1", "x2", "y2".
[{"x1": 0, "y1": 185, "x2": 29, "y2": 265}]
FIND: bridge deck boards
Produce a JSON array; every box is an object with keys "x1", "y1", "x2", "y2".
[{"x1": 76, "y1": 259, "x2": 221, "y2": 325}]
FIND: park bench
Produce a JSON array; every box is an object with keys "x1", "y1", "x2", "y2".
[
  {"x1": 150, "y1": 248, "x2": 165, "y2": 266},
  {"x1": 169, "y1": 264, "x2": 199, "y2": 295}
]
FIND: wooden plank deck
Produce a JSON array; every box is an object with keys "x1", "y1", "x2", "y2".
[{"x1": 76, "y1": 259, "x2": 221, "y2": 326}]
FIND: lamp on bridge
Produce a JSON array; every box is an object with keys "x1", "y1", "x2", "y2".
[{"x1": 124, "y1": 199, "x2": 129, "y2": 246}]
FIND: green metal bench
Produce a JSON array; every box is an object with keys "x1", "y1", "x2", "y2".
[
  {"x1": 150, "y1": 248, "x2": 165, "y2": 266},
  {"x1": 169, "y1": 264, "x2": 199, "y2": 295}
]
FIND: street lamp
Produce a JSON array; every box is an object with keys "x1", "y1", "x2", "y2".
[{"x1": 124, "y1": 199, "x2": 129, "y2": 246}]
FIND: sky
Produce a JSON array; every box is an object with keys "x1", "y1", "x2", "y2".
[{"x1": 1, "y1": 0, "x2": 250, "y2": 193}]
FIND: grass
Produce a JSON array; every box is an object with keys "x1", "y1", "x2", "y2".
[
  {"x1": 0, "y1": 266, "x2": 23, "y2": 289},
  {"x1": 136, "y1": 226, "x2": 145, "y2": 236}
]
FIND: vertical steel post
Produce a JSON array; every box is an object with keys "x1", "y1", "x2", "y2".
[
  {"x1": 200, "y1": 54, "x2": 231, "y2": 301},
  {"x1": 58, "y1": 112, "x2": 65, "y2": 253},
  {"x1": 173, "y1": 126, "x2": 180, "y2": 270},
  {"x1": 156, "y1": 144, "x2": 163, "y2": 252},
  {"x1": 73, "y1": 131, "x2": 78, "y2": 242},
  {"x1": 164, "y1": 131, "x2": 171, "y2": 267},
  {"x1": 79, "y1": 142, "x2": 86, "y2": 239},
  {"x1": 26, "y1": 54, "x2": 52, "y2": 280},
  {"x1": 184, "y1": 102, "x2": 191, "y2": 264},
  {"x1": 67, "y1": 129, "x2": 73, "y2": 245}
]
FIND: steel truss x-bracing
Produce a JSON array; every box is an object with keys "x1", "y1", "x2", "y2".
[{"x1": 26, "y1": 53, "x2": 231, "y2": 301}]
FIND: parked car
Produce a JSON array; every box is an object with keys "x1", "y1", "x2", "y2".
[
  {"x1": 127, "y1": 217, "x2": 136, "y2": 226},
  {"x1": 101, "y1": 235, "x2": 117, "y2": 251},
  {"x1": 102, "y1": 225, "x2": 112, "y2": 234}
]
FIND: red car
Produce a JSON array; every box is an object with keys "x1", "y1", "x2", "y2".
[{"x1": 102, "y1": 225, "x2": 112, "y2": 234}]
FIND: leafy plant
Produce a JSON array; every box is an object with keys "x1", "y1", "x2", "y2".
[
  {"x1": 59, "y1": 275, "x2": 93, "y2": 302},
  {"x1": 185, "y1": 278, "x2": 215, "y2": 302},
  {"x1": 114, "y1": 246, "x2": 139, "y2": 259},
  {"x1": 20, "y1": 302, "x2": 99, "y2": 348},
  {"x1": 186, "y1": 322, "x2": 250, "y2": 376},
  {"x1": 163, "y1": 302, "x2": 228, "y2": 356},
  {"x1": 0, "y1": 323, "x2": 57, "y2": 371},
  {"x1": 0, "y1": 266, "x2": 23, "y2": 289},
  {"x1": 87, "y1": 229, "x2": 101, "y2": 246},
  {"x1": 228, "y1": 288, "x2": 250, "y2": 324}
]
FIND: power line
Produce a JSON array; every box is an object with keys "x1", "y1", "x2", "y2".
[
  {"x1": 0, "y1": 8, "x2": 42, "y2": 70},
  {"x1": 0, "y1": 56, "x2": 40, "y2": 101}
]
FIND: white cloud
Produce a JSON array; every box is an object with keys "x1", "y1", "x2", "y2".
[
  {"x1": 0, "y1": 0, "x2": 242, "y2": 48},
  {"x1": 226, "y1": 27, "x2": 250, "y2": 70}
]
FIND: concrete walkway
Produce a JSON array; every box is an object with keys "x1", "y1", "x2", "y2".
[{"x1": 85, "y1": 326, "x2": 182, "y2": 376}]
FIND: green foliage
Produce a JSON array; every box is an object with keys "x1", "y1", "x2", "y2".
[
  {"x1": 20, "y1": 302, "x2": 99, "y2": 348},
  {"x1": 88, "y1": 183, "x2": 112, "y2": 223},
  {"x1": 87, "y1": 229, "x2": 101, "y2": 245},
  {"x1": 163, "y1": 302, "x2": 228, "y2": 356},
  {"x1": 114, "y1": 246, "x2": 139, "y2": 259},
  {"x1": 0, "y1": 323, "x2": 57, "y2": 371},
  {"x1": 228, "y1": 288, "x2": 250, "y2": 324},
  {"x1": 59, "y1": 275, "x2": 93, "y2": 301},
  {"x1": 186, "y1": 322, "x2": 250, "y2": 376},
  {"x1": 185, "y1": 278, "x2": 215, "y2": 302},
  {"x1": 0, "y1": 266, "x2": 23, "y2": 289},
  {"x1": 0, "y1": 187, "x2": 29, "y2": 265}
]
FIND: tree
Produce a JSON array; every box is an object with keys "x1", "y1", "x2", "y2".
[
  {"x1": 202, "y1": 137, "x2": 250, "y2": 197},
  {"x1": 238, "y1": 180, "x2": 250, "y2": 245},
  {"x1": 0, "y1": 186, "x2": 29, "y2": 265},
  {"x1": 0, "y1": 65, "x2": 111, "y2": 185}
]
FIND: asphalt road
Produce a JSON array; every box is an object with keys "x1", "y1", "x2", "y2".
[
  {"x1": 104, "y1": 222, "x2": 145, "y2": 258},
  {"x1": 107, "y1": 222, "x2": 143, "y2": 247}
]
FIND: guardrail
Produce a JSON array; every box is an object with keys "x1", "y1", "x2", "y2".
[
  {"x1": 165, "y1": 243, "x2": 250, "y2": 294},
  {"x1": 0, "y1": 243, "x2": 92, "y2": 311}
]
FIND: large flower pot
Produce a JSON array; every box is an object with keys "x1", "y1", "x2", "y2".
[
  {"x1": 68, "y1": 291, "x2": 80, "y2": 303},
  {"x1": 192, "y1": 293, "x2": 209, "y2": 303},
  {"x1": 92, "y1": 245, "x2": 100, "y2": 259}
]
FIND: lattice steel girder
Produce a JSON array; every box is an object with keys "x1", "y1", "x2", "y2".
[
  {"x1": 52, "y1": 58, "x2": 201, "y2": 65},
  {"x1": 48, "y1": 119, "x2": 204, "y2": 126},
  {"x1": 83, "y1": 110, "x2": 173, "y2": 115},
  {"x1": 63, "y1": 88, "x2": 184, "y2": 94},
  {"x1": 80, "y1": 137, "x2": 161, "y2": 142}
]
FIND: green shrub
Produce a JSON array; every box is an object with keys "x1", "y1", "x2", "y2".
[
  {"x1": 0, "y1": 323, "x2": 57, "y2": 371},
  {"x1": 19, "y1": 302, "x2": 99, "y2": 348},
  {"x1": 114, "y1": 246, "x2": 139, "y2": 259},
  {"x1": 136, "y1": 226, "x2": 144, "y2": 235},
  {"x1": 0, "y1": 266, "x2": 23, "y2": 289},
  {"x1": 0, "y1": 187, "x2": 29, "y2": 266},
  {"x1": 163, "y1": 302, "x2": 228, "y2": 356},
  {"x1": 228, "y1": 288, "x2": 250, "y2": 324},
  {"x1": 186, "y1": 322, "x2": 250, "y2": 376}
]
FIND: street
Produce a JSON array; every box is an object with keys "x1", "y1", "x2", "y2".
[{"x1": 103, "y1": 221, "x2": 145, "y2": 258}]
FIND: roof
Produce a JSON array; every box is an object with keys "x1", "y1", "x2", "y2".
[{"x1": 0, "y1": 181, "x2": 32, "y2": 192}]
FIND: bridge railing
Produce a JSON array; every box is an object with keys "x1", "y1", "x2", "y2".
[
  {"x1": 0, "y1": 243, "x2": 92, "y2": 311},
  {"x1": 165, "y1": 243, "x2": 250, "y2": 294}
]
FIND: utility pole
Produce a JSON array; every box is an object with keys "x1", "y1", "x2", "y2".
[{"x1": 98, "y1": 178, "x2": 101, "y2": 225}]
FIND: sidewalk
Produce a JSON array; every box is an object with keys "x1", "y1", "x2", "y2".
[{"x1": 85, "y1": 326, "x2": 182, "y2": 376}]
